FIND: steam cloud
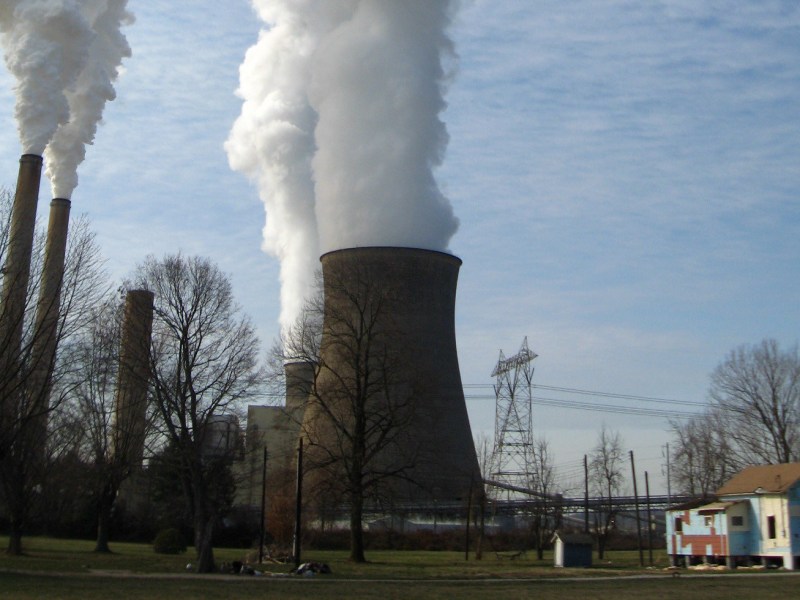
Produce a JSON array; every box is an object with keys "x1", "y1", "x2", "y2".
[
  {"x1": 0, "y1": 0, "x2": 133, "y2": 198},
  {"x1": 227, "y1": 0, "x2": 460, "y2": 331}
]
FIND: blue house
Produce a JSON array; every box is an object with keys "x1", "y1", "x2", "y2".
[{"x1": 666, "y1": 462, "x2": 800, "y2": 569}]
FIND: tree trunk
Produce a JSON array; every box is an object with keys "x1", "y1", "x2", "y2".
[
  {"x1": 195, "y1": 516, "x2": 216, "y2": 573},
  {"x1": 94, "y1": 493, "x2": 112, "y2": 553},
  {"x1": 349, "y1": 492, "x2": 366, "y2": 563},
  {"x1": 7, "y1": 524, "x2": 23, "y2": 556},
  {"x1": 5, "y1": 487, "x2": 26, "y2": 556}
]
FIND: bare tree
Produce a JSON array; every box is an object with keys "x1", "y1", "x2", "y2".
[
  {"x1": 589, "y1": 426, "x2": 625, "y2": 559},
  {"x1": 60, "y1": 289, "x2": 156, "y2": 553},
  {"x1": 284, "y1": 266, "x2": 420, "y2": 563},
  {"x1": 0, "y1": 189, "x2": 108, "y2": 555},
  {"x1": 133, "y1": 254, "x2": 262, "y2": 573},
  {"x1": 709, "y1": 338, "x2": 800, "y2": 465},
  {"x1": 527, "y1": 438, "x2": 562, "y2": 560},
  {"x1": 670, "y1": 408, "x2": 734, "y2": 497}
]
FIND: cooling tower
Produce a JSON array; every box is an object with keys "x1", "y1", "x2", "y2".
[
  {"x1": 302, "y1": 247, "x2": 480, "y2": 505},
  {"x1": 113, "y1": 289, "x2": 155, "y2": 469},
  {"x1": 0, "y1": 155, "x2": 43, "y2": 372}
]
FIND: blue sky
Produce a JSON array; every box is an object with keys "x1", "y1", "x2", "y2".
[{"x1": 2, "y1": 1, "x2": 798, "y2": 494}]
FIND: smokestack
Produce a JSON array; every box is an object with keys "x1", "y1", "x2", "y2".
[
  {"x1": 0, "y1": 155, "x2": 43, "y2": 393},
  {"x1": 26, "y1": 197, "x2": 72, "y2": 453},
  {"x1": 30, "y1": 198, "x2": 72, "y2": 384},
  {"x1": 285, "y1": 361, "x2": 314, "y2": 415},
  {"x1": 303, "y1": 247, "x2": 480, "y2": 503},
  {"x1": 113, "y1": 289, "x2": 155, "y2": 470}
]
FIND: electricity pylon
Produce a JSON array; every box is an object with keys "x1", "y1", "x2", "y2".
[{"x1": 490, "y1": 337, "x2": 537, "y2": 498}]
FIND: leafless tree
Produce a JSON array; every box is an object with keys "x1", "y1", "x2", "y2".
[
  {"x1": 282, "y1": 266, "x2": 420, "y2": 563},
  {"x1": 527, "y1": 438, "x2": 562, "y2": 560},
  {"x1": 589, "y1": 426, "x2": 625, "y2": 559},
  {"x1": 709, "y1": 338, "x2": 800, "y2": 466},
  {"x1": 0, "y1": 186, "x2": 108, "y2": 555},
  {"x1": 670, "y1": 408, "x2": 734, "y2": 497},
  {"x1": 58, "y1": 290, "x2": 159, "y2": 553},
  {"x1": 132, "y1": 254, "x2": 262, "y2": 573}
]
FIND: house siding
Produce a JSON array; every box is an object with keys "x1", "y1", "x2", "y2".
[{"x1": 666, "y1": 478, "x2": 800, "y2": 569}]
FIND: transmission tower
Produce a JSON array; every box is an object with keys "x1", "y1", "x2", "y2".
[{"x1": 490, "y1": 337, "x2": 537, "y2": 498}]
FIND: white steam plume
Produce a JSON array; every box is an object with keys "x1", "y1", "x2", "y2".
[
  {"x1": 228, "y1": 0, "x2": 460, "y2": 332},
  {"x1": 310, "y1": 1, "x2": 460, "y2": 254},
  {"x1": 227, "y1": 1, "x2": 353, "y2": 331},
  {"x1": 0, "y1": 0, "x2": 94, "y2": 155},
  {"x1": 45, "y1": 0, "x2": 134, "y2": 199}
]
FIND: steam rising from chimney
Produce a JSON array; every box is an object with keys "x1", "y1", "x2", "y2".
[
  {"x1": 0, "y1": 0, "x2": 133, "y2": 197},
  {"x1": 45, "y1": 1, "x2": 133, "y2": 200},
  {"x1": 227, "y1": 1, "x2": 461, "y2": 331}
]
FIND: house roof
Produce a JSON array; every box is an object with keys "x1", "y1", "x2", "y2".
[
  {"x1": 697, "y1": 501, "x2": 741, "y2": 513},
  {"x1": 668, "y1": 497, "x2": 716, "y2": 512},
  {"x1": 716, "y1": 462, "x2": 800, "y2": 496},
  {"x1": 552, "y1": 532, "x2": 593, "y2": 545}
]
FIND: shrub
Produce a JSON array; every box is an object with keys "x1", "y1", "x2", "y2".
[{"x1": 153, "y1": 528, "x2": 187, "y2": 554}]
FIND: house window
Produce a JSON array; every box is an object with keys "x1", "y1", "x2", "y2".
[
  {"x1": 768, "y1": 516, "x2": 777, "y2": 539},
  {"x1": 674, "y1": 517, "x2": 683, "y2": 533},
  {"x1": 704, "y1": 516, "x2": 713, "y2": 527},
  {"x1": 732, "y1": 516, "x2": 744, "y2": 527}
]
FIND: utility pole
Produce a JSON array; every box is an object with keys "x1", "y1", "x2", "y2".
[
  {"x1": 258, "y1": 446, "x2": 267, "y2": 563},
  {"x1": 584, "y1": 454, "x2": 589, "y2": 534},
  {"x1": 293, "y1": 438, "x2": 303, "y2": 569},
  {"x1": 645, "y1": 471, "x2": 653, "y2": 566},
  {"x1": 629, "y1": 450, "x2": 643, "y2": 567},
  {"x1": 465, "y1": 473, "x2": 474, "y2": 561},
  {"x1": 665, "y1": 443, "x2": 672, "y2": 507}
]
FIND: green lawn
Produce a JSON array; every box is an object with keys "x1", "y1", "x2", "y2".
[{"x1": 1, "y1": 537, "x2": 799, "y2": 600}]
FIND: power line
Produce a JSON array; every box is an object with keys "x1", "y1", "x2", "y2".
[
  {"x1": 463, "y1": 382, "x2": 704, "y2": 408},
  {"x1": 463, "y1": 381, "x2": 705, "y2": 420}
]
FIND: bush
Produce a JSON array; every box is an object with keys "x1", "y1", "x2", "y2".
[{"x1": 153, "y1": 528, "x2": 187, "y2": 554}]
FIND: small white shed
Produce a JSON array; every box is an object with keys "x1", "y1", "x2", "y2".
[{"x1": 552, "y1": 532, "x2": 593, "y2": 568}]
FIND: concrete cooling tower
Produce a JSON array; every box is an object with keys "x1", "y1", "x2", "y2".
[{"x1": 302, "y1": 247, "x2": 480, "y2": 505}]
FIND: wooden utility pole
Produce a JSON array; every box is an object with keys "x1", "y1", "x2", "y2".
[
  {"x1": 293, "y1": 439, "x2": 303, "y2": 569},
  {"x1": 629, "y1": 450, "x2": 644, "y2": 567},
  {"x1": 645, "y1": 470, "x2": 654, "y2": 566},
  {"x1": 464, "y1": 473, "x2": 474, "y2": 561},
  {"x1": 258, "y1": 447, "x2": 267, "y2": 563},
  {"x1": 584, "y1": 454, "x2": 589, "y2": 534}
]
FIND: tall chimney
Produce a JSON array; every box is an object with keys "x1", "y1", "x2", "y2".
[
  {"x1": 302, "y1": 247, "x2": 480, "y2": 504},
  {"x1": 1, "y1": 155, "x2": 43, "y2": 428},
  {"x1": 285, "y1": 361, "x2": 314, "y2": 415},
  {"x1": 0, "y1": 155, "x2": 43, "y2": 379},
  {"x1": 28, "y1": 198, "x2": 72, "y2": 431},
  {"x1": 113, "y1": 289, "x2": 155, "y2": 470}
]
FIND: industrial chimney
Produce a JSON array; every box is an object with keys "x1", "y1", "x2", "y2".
[
  {"x1": 0, "y1": 155, "x2": 43, "y2": 381},
  {"x1": 27, "y1": 197, "x2": 72, "y2": 443},
  {"x1": 285, "y1": 361, "x2": 314, "y2": 415},
  {"x1": 302, "y1": 247, "x2": 480, "y2": 505},
  {"x1": 113, "y1": 289, "x2": 155, "y2": 469}
]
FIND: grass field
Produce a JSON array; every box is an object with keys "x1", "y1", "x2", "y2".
[{"x1": 1, "y1": 537, "x2": 799, "y2": 599}]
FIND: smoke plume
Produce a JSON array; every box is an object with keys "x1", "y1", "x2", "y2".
[
  {"x1": 227, "y1": 0, "x2": 460, "y2": 331},
  {"x1": 0, "y1": 0, "x2": 132, "y2": 197},
  {"x1": 45, "y1": 1, "x2": 133, "y2": 199}
]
